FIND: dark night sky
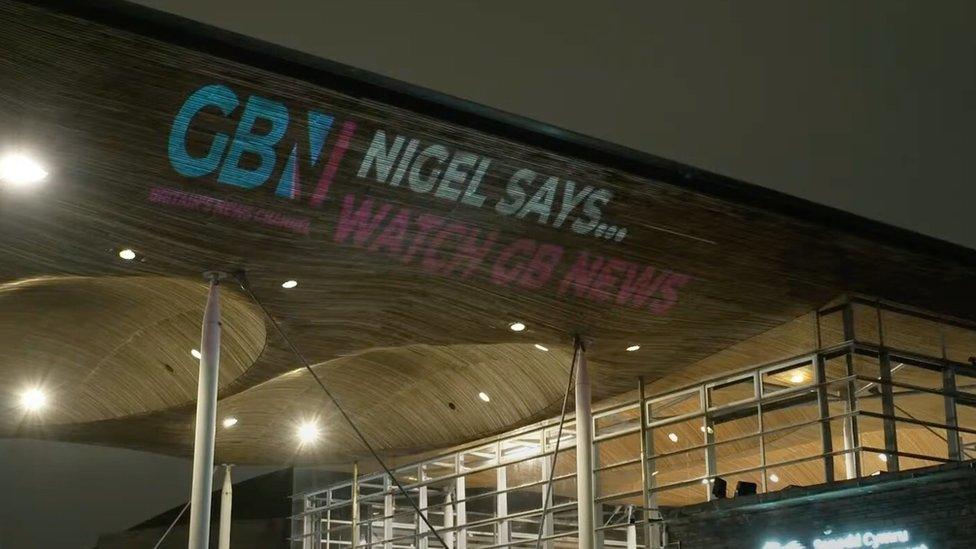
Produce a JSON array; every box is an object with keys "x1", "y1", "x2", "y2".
[
  {"x1": 2, "y1": 2, "x2": 974, "y2": 548},
  {"x1": 131, "y1": 0, "x2": 976, "y2": 249}
]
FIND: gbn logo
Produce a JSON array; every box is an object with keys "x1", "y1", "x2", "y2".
[{"x1": 167, "y1": 84, "x2": 356, "y2": 206}]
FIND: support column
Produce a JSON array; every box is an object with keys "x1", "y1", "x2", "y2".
[
  {"x1": 944, "y1": 368, "x2": 962, "y2": 461},
  {"x1": 351, "y1": 462, "x2": 360, "y2": 548},
  {"x1": 626, "y1": 506, "x2": 637, "y2": 549},
  {"x1": 455, "y1": 466, "x2": 467, "y2": 549},
  {"x1": 879, "y1": 352, "x2": 900, "y2": 472},
  {"x1": 541, "y1": 430, "x2": 554, "y2": 549},
  {"x1": 840, "y1": 304, "x2": 862, "y2": 480},
  {"x1": 574, "y1": 342, "x2": 595, "y2": 549},
  {"x1": 496, "y1": 449, "x2": 510, "y2": 546},
  {"x1": 444, "y1": 491, "x2": 455, "y2": 549},
  {"x1": 840, "y1": 383, "x2": 860, "y2": 480},
  {"x1": 419, "y1": 466, "x2": 429, "y2": 549},
  {"x1": 217, "y1": 465, "x2": 233, "y2": 549},
  {"x1": 188, "y1": 273, "x2": 223, "y2": 549},
  {"x1": 639, "y1": 377, "x2": 662, "y2": 549},
  {"x1": 384, "y1": 477, "x2": 394, "y2": 549}
]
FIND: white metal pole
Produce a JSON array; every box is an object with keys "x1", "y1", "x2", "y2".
[
  {"x1": 444, "y1": 492, "x2": 455, "y2": 549},
  {"x1": 218, "y1": 465, "x2": 233, "y2": 549},
  {"x1": 574, "y1": 343, "x2": 595, "y2": 549},
  {"x1": 188, "y1": 273, "x2": 223, "y2": 549},
  {"x1": 840, "y1": 387, "x2": 857, "y2": 480},
  {"x1": 626, "y1": 523, "x2": 637, "y2": 549}
]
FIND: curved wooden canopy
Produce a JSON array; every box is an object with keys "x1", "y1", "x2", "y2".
[{"x1": 0, "y1": 0, "x2": 974, "y2": 465}]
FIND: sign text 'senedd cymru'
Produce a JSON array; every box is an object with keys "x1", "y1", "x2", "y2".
[{"x1": 761, "y1": 528, "x2": 929, "y2": 549}]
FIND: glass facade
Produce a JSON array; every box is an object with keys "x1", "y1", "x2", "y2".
[{"x1": 291, "y1": 296, "x2": 976, "y2": 548}]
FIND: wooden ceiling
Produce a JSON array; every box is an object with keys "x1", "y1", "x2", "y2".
[{"x1": 0, "y1": 1, "x2": 974, "y2": 465}]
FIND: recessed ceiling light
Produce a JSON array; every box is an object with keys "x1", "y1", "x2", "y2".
[
  {"x1": 478, "y1": 391, "x2": 490, "y2": 402},
  {"x1": 190, "y1": 349, "x2": 201, "y2": 359},
  {"x1": 0, "y1": 152, "x2": 48, "y2": 185},
  {"x1": 281, "y1": 280, "x2": 298, "y2": 289},
  {"x1": 701, "y1": 478, "x2": 711, "y2": 484},
  {"x1": 626, "y1": 345, "x2": 641, "y2": 352},
  {"x1": 20, "y1": 388, "x2": 47, "y2": 412},
  {"x1": 222, "y1": 417, "x2": 238, "y2": 428},
  {"x1": 509, "y1": 321, "x2": 526, "y2": 332},
  {"x1": 118, "y1": 248, "x2": 136, "y2": 261},
  {"x1": 790, "y1": 372, "x2": 805, "y2": 383},
  {"x1": 878, "y1": 453, "x2": 888, "y2": 463},
  {"x1": 534, "y1": 344, "x2": 549, "y2": 352},
  {"x1": 297, "y1": 421, "x2": 320, "y2": 445},
  {"x1": 668, "y1": 432, "x2": 679, "y2": 443},
  {"x1": 700, "y1": 425, "x2": 713, "y2": 434},
  {"x1": 769, "y1": 473, "x2": 780, "y2": 483}
]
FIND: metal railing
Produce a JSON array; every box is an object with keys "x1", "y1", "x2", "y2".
[{"x1": 291, "y1": 296, "x2": 976, "y2": 548}]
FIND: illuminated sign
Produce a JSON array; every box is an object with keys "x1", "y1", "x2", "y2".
[
  {"x1": 762, "y1": 529, "x2": 928, "y2": 549},
  {"x1": 161, "y1": 84, "x2": 694, "y2": 316}
]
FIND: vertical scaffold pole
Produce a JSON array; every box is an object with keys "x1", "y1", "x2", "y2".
[
  {"x1": 574, "y1": 339, "x2": 595, "y2": 549},
  {"x1": 188, "y1": 272, "x2": 223, "y2": 549}
]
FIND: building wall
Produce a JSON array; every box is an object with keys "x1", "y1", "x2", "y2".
[{"x1": 663, "y1": 462, "x2": 976, "y2": 549}]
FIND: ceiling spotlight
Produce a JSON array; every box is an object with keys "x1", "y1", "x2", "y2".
[
  {"x1": 190, "y1": 349, "x2": 201, "y2": 360},
  {"x1": 668, "y1": 432, "x2": 679, "y2": 443},
  {"x1": 878, "y1": 453, "x2": 888, "y2": 463},
  {"x1": 0, "y1": 152, "x2": 48, "y2": 185},
  {"x1": 769, "y1": 473, "x2": 780, "y2": 483},
  {"x1": 118, "y1": 248, "x2": 137, "y2": 261},
  {"x1": 20, "y1": 388, "x2": 47, "y2": 412},
  {"x1": 626, "y1": 345, "x2": 641, "y2": 352},
  {"x1": 297, "y1": 421, "x2": 320, "y2": 445},
  {"x1": 534, "y1": 344, "x2": 549, "y2": 352},
  {"x1": 790, "y1": 372, "x2": 805, "y2": 384},
  {"x1": 509, "y1": 321, "x2": 526, "y2": 332},
  {"x1": 700, "y1": 425, "x2": 714, "y2": 434},
  {"x1": 478, "y1": 391, "x2": 491, "y2": 402},
  {"x1": 222, "y1": 417, "x2": 238, "y2": 428},
  {"x1": 281, "y1": 280, "x2": 298, "y2": 289}
]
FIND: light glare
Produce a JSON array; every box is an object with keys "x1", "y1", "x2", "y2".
[
  {"x1": 222, "y1": 417, "x2": 238, "y2": 428},
  {"x1": 0, "y1": 153, "x2": 47, "y2": 185},
  {"x1": 298, "y1": 421, "x2": 320, "y2": 445},
  {"x1": 20, "y1": 388, "x2": 47, "y2": 412},
  {"x1": 790, "y1": 372, "x2": 805, "y2": 383}
]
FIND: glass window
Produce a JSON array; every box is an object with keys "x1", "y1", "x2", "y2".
[
  {"x1": 765, "y1": 457, "x2": 826, "y2": 491},
  {"x1": 647, "y1": 389, "x2": 701, "y2": 424},
  {"x1": 762, "y1": 361, "x2": 815, "y2": 394},
  {"x1": 707, "y1": 375, "x2": 756, "y2": 407},
  {"x1": 594, "y1": 404, "x2": 640, "y2": 438},
  {"x1": 880, "y1": 310, "x2": 944, "y2": 358}
]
